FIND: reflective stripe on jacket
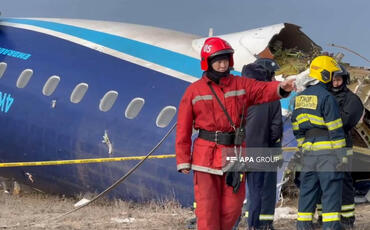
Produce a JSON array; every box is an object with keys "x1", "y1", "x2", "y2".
[
  {"x1": 291, "y1": 83, "x2": 346, "y2": 152},
  {"x1": 176, "y1": 74, "x2": 283, "y2": 175}
]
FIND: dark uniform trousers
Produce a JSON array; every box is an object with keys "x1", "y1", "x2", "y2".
[
  {"x1": 246, "y1": 171, "x2": 277, "y2": 228},
  {"x1": 340, "y1": 171, "x2": 355, "y2": 225},
  {"x1": 317, "y1": 171, "x2": 355, "y2": 227},
  {"x1": 297, "y1": 153, "x2": 343, "y2": 230}
]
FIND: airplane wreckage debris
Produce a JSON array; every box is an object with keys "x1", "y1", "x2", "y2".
[
  {"x1": 268, "y1": 38, "x2": 370, "y2": 150},
  {"x1": 268, "y1": 38, "x2": 370, "y2": 204}
]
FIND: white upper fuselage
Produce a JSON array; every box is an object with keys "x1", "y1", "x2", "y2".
[{"x1": 1, "y1": 18, "x2": 299, "y2": 83}]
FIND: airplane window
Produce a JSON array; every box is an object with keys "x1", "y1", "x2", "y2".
[
  {"x1": 42, "y1": 75, "x2": 60, "y2": 96},
  {"x1": 70, "y1": 83, "x2": 88, "y2": 103},
  {"x1": 156, "y1": 106, "x2": 177, "y2": 128},
  {"x1": 16, "y1": 69, "x2": 33, "y2": 88},
  {"x1": 0, "y1": 62, "x2": 7, "y2": 79},
  {"x1": 99, "y1": 90, "x2": 118, "y2": 112},
  {"x1": 125, "y1": 97, "x2": 145, "y2": 119}
]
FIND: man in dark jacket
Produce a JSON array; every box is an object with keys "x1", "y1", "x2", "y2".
[
  {"x1": 233, "y1": 58, "x2": 283, "y2": 230},
  {"x1": 315, "y1": 64, "x2": 364, "y2": 228}
]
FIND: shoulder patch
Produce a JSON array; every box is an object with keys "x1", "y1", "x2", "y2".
[{"x1": 295, "y1": 95, "x2": 318, "y2": 110}]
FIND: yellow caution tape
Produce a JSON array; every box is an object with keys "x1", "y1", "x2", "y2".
[
  {"x1": 0, "y1": 154, "x2": 176, "y2": 167},
  {"x1": 282, "y1": 146, "x2": 370, "y2": 156},
  {"x1": 0, "y1": 146, "x2": 368, "y2": 168},
  {"x1": 282, "y1": 147, "x2": 299, "y2": 152}
]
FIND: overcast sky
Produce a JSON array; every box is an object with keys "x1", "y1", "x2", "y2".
[{"x1": 1, "y1": 0, "x2": 369, "y2": 67}]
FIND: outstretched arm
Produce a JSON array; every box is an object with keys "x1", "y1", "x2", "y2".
[{"x1": 244, "y1": 77, "x2": 295, "y2": 106}]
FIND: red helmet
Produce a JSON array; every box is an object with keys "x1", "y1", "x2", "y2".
[{"x1": 200, "y1": 37, "x2": 234, "y2": 71}]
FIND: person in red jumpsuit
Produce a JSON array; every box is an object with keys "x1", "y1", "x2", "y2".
[{"x1": 176, "y1": 37, "x2": 295, "y2": 230}]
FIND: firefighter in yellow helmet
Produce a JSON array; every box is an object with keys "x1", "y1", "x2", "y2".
[
  {"x1": 315, "y1": 64, "x2": 364, "y2": 228},
  {"x1": 291, "y1": 56, "x2": 347, "y2": 230}
]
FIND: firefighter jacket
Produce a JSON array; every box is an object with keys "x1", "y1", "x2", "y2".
[
  {"x1": 291, "y1": 83, "x2": 346, "y2": 152},
  {"x1": 331, "y1": 87, "x2": 364, "y2": 147},
  {"x1": 176, "y1": 74, "x2": 284, "y2": 175}
]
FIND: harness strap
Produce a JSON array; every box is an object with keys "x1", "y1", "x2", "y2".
[{"x1": 208, "y1": 82, "x2": 236, "y2": 130}]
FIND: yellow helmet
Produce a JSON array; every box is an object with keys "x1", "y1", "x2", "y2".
[{"x1": 309, "y1": 56, "x2": 341, "y2": 83}]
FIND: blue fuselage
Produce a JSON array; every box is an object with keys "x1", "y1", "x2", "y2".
[{"x1": 0, "y1": 24, "x2": 196, "y2": 205}]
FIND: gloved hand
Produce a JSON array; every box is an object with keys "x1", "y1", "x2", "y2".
[
  {"x1": 225, "y1": 172, "x2": 243, "y2": 193},
  {"x1": 287, "y1": 150, "x2": 303, "y2": 173},
  {"x1": 335, "y1": 148, "x2": 348, "y2": 171},
  {"x1": 276, "y1": 155, "x2": 284, "y2": 169},
  {"x1": 271, "y1": 141, "x2": 283, "y2": 169}
]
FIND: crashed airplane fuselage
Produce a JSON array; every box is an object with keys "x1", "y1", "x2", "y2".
[{"x1": 0, "y1": 18, "x2": 367, "y2": 206}]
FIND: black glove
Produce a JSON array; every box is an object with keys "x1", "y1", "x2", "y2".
[
  {"x1": 287, "y1": 150, "x2": 303, "y2": 172},
  {"x1": 225, "y1": 172, "x2": 243, "y2": 193},
  {"x1": 276, "y1": 155, "x2": 284, "y2": 169},
  {"x1": 271, "y1": 141, "x2": 283, "y2": 169}
]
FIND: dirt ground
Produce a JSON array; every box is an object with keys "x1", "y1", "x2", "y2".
[
  {"x1": 0, "y1": 190, "x2": 194, "y2": 229},
  {"x1": 0, "y1": 184, "x2": 370, "y2": 230}
]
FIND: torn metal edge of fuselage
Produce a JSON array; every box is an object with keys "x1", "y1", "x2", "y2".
[{"x1": 258, "y1": 23, "x2": 321, "y2": 59}]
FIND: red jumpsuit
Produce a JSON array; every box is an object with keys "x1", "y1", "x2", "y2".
[{"x1": 176, "y1": 74, "x2": 283, "y2": 230}]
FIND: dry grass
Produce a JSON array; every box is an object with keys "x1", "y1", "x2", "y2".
[
  {"x1": 0, "y1": 191, "x2": 193, "y2": 230},
  {"x1": 1, "y1": 183, "x2": 370, "y2": 230}
]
